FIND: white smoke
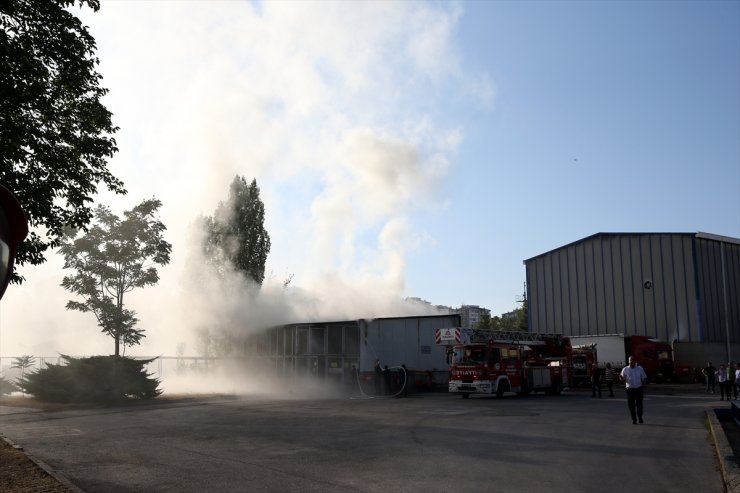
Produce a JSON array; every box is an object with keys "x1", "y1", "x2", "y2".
[{"x1": 0, "y1": 1, "x2": 491, "y2": 394}]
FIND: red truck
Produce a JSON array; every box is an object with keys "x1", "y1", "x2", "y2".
[
  {"x1": 571, "y1": 344, "x2": 598, "y2": 387},
  {"x1": 448, "y1": 330, "x2": 572, "y2": 398},
  {"x1": 569, "y1": 334, "x2": 675, "y2": 382}
]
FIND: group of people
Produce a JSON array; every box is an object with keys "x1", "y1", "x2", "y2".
[
  {"x1": 590, "y1": 362, "x2": 616, "y2": 398},
  {"x1": 702, "y1": 361, "x2": 740, "y2": 401},
  {"x1": 600, "y1": 358, "x2": 740, "y2": 425},
  {"x1": 591, "y1": 358, "x2": 647, "y2": 424}
]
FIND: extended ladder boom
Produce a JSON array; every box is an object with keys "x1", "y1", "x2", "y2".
[{"x1": 460, "y1": 329, "x2": 568, "y2": 346}]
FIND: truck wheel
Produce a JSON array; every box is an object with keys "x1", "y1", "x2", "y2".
[
  {"x1": 496, "y1": 381, "x2": 508, "y2": 398},
  {"x1": 462, "y1": 393, "x2": 470, "y2": 399}
]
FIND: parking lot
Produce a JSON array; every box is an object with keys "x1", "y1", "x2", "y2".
[{"x1": 0, "y1": 385, "x2": 728, "y2": 493}]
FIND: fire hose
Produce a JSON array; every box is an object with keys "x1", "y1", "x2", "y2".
[{"x1": 351, "y1": 365, "x2": 408, "y2": 399}]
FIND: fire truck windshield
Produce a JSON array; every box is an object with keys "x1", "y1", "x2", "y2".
[
  {"x1": 454, "y1": 346, "x2": 486, "y2": 365},
  {"x1": 656, "y1": 350, "x2": 672, "y2": 360}
]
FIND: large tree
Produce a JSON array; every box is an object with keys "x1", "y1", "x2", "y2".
[
  {"x1": 203, "y1": 176, "x2": 270, "y2": 285},
  {"x1": 1, "y1": 0, "x2": 125, "y2": 282},
  {"x1": 60, "y1": 199, "x2": 171, "y2": 356}
]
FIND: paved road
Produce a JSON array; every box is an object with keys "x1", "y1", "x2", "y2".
[{"x1": 0, "y1": 387, "x2": 726, "y2": 493}]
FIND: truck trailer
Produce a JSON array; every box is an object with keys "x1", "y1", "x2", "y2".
[{"x1": 569, "y1": 334, "x2": 674, "y2": 382}]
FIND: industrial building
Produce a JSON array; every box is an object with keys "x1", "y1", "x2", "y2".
[
  {"x1": 524, "y1": 232, "x2": 740, "y2": 368},
  {"x1": 243, "y1": 314, "x2": 460, "y2": 391}
]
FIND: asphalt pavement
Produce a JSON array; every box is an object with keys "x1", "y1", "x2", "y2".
[{"x1": 0, "y1": 384, "x2": 733, "y2": 493}]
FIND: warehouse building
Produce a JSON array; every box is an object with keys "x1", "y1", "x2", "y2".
[
  {"x1": 243, "y1": 314, "x2": 460, "y2": 392},
  {"x1": 524, "y1": 232, "x2": 740, "y2": 368}
]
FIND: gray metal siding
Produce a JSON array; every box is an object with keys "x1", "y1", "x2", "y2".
[
  {"x1": 695, "y1": 238, "x2": 740, "y2": 343},
  {"x1": 363, "y1": 315, "x2": 458, "y2": 371},
  {"x1": 526, "y1": 233, "x2": 705, "y2": 341}
]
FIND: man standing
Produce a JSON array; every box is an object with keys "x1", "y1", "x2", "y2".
[
  {"x1": 729, "y1": 362, "x2": 737, "y2": 400},
  {"x1": 374, "y1": 359, "x2": 382, "y2": 395},
  {"x1": 604, "y1": 363, "x2": 615, "y2": 398},
  {"x1": 620, "y1": 356, "x2": 647, "y2": 424},
  {"x1": 591, "y1": 364, "x2": 602, "y2": 398},
  {"x1": 703, "y1": 362, "x2": 717, "y2": 394}
]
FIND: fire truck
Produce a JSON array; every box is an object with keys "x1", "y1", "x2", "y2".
[
  {"x1": 571, "y1": 344, "x2": 598, "y2": 387},
  {"x1": 448, "y1": 330, "x2": 572, "y2": 398}
]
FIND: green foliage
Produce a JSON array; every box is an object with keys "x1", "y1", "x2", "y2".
[
  {"x1": 516, "y1": 300, "x2": 528, "y2": 332},
  {"x1": 0, "y1": 0, "x2": 126, "y2": 282},
  {"x1": 60, "y1": 199, "x2": 172, "y2": 355},
  {"x1": 202, "y1": 176, "x2": 271, "y2": 285},
  {"x1": 18, "y1": 355, "x2": 161, "y2": 403},
  {"x1": 0, "y1": 376, "x2": 17, "y2": 395},
  {"x1": 473, "y1": 313, "x2": 493, "y2": 330},
  {"x1": 11, "y1": 355, "x2": 35, "y2": 373},
  {"x1": 11, "y1": 355, "x2": 35, "y2": 394}
]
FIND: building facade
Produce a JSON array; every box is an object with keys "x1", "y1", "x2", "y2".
[
  {"x1": 243, "y1": 314, "x2": 461, "y2": 390},
  {"x1": 524, "y1": 232, "x2": 740, "y2": 365},
  {"x1": 456, "y1": 305, "x2": 491, "y2": 329}
]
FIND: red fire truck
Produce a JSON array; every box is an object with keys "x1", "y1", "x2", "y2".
[
  {"x1": 571, "y1": 344, "x2": 598, "y2": 387},
  {"x1": 448, "y1": 330, "x2": 573, "y2": 398}
]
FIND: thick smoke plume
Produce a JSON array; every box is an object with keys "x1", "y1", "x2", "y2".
[{"x1": 1, "y1": 2, "x2": 491, "y2": 395}]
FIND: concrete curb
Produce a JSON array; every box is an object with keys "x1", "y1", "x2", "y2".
[
  {"x1": 707, "y1": 410, "x2": 740, "y2": 493},
  {"x1": 1, "y1": 434, "x2": 84, "y2": 493}
]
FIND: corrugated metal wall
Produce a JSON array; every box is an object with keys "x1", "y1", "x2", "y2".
[
  {"x1": 695, "y1": 236, "x2": 740, "y2": 343},
  {"x1": 526, "y1": 233, "x2": 702, "y2": 342},
  {"x1": 362, "y1": 315, "x2": 460, "y2": 371}
]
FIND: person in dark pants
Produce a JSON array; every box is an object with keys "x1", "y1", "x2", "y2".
[
  {"x1": 374, "y1": 359, "x2": 382, "y2": 395},
  {"x1": 591, "y1": 364, "x2": 602, "y2": 398},
  {"x1": 620, "y1": 356, "x2": 647, "y2": 424},
  {"x1": 604, "y1": 363, "x2": 615, "y2": 397},
  {"x1": 383, "y1": 365, "x2": 391, "y2": 395},
  {"x1": 729, "y1": 362, "x2": 737, "y2": 400},
  {"x1": 703, "y1": 362, "x2": 717, "y2": 394}
]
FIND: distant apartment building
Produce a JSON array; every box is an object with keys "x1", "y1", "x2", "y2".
[
  {"x1": 501, "y1": 310, "x2": 518, "y2": 320},
  {"x1": 456, "y1": 304, "x2": 491, "y2": 329},
  {"x1": 405, "y1": 298, "x2": 490, "y2": 329}
]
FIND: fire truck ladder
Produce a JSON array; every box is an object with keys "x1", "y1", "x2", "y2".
[{"x1": 465, "y1": 330, "x2": 566, "y2": 346}]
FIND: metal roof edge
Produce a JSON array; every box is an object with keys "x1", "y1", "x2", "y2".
[
  {"x1": 274, "y1": 313, "x2": 461, "y2": 328},
  {"x1": 696, "y1": 231, "x2": 740, "y2": 246},
  {"x1": 522, "y1": 232, "x2": 698, "y2": 264}
]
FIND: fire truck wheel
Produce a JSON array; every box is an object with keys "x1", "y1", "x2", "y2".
[{"x1": 461, "y1": 393, "x2": 470, "y2": 399}]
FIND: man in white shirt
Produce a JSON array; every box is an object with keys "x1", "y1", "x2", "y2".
[{"x1": 620, "y1": 356, "x2": 647, "y2": 424}]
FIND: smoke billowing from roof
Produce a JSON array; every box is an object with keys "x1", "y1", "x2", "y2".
[{"x1": 0, "y1": 2, "x2": 489, "y2": 395}]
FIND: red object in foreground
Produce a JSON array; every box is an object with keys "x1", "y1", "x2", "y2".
[{"x1": 0, "y1": 184, "x2": 28, "y2": 300}]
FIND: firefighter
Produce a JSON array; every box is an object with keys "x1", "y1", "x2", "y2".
[
  {"x1": 383, "y1": 365, "x2": 391, "y2": 395},
  {"x1": 374, "y1": 359, "x2": 382, "y2": 395}
]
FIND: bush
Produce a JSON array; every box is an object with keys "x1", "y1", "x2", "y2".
[
  {"x1": 18, "y1": 355, "x2": 161, "y2": 403},
  {"x1": 0, "y1": 376, "x2": 17, "y2": 395}
]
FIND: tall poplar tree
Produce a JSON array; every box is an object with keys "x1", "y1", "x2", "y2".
[{"x1": 203, "y1": 176, "x2": 271, "y2": 285}]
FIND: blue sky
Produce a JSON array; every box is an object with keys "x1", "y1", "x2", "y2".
[
  {"x1": 2, "y1": 0, "x2": 738, "y2": 356},
  {"x1": 407, "y1": 0, "x2": 740, "y2": 313}
]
